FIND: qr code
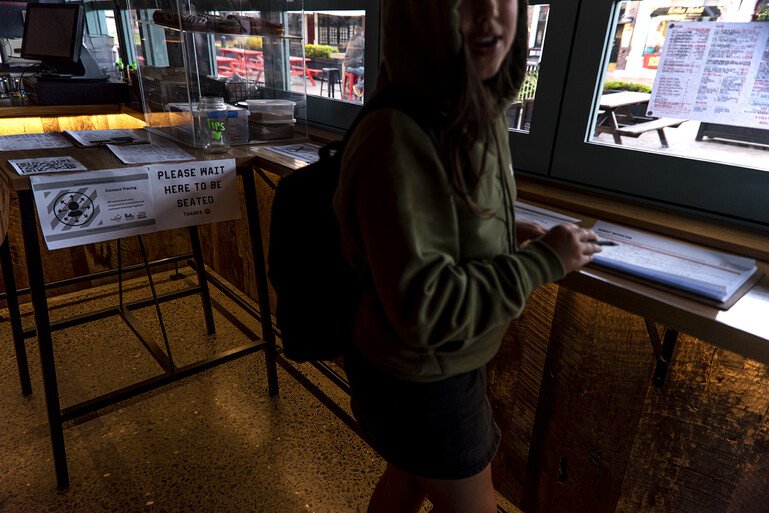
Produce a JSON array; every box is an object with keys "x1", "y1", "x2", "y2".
[{"x1": 12, "y1": 157, "x2": 84, "y2": 175}]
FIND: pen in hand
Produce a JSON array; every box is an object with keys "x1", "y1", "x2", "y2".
[{"x1": 595, "y1": 240, "x2": 619, "y2": 246}]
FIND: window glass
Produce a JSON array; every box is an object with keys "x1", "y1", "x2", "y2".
[
  {"x1": 551, "y1": 0, "x2": 769, "y2": 228},
  {"x1": 83, "y1": 4, "x2": 122, "y2": 80},
  {"x1": 589, "y1": 1, "x2": 769, "y2": 173},
  {"x1": 296, "y1": 10, "x2": 365, "y2": 104},
  {"x1": 508, "y1": 4, "x2": 550, "y2": 133}
]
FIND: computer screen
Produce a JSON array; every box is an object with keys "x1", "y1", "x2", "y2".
[{"x1": 20, "y1": 2, "x2": 83, "y2": 63}]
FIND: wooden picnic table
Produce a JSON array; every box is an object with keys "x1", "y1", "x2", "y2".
[{"x1": 596, "y1": 91, "x2": 683, "y2": 147}]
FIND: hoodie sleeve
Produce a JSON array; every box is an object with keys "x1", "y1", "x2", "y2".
[{"x1": 340, "y1": 109, "x2": 566, "y2": 349}]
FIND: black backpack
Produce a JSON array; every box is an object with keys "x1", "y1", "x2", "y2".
[{"x1": 267, "y1": 86, "x2": 440, "y2": 362}]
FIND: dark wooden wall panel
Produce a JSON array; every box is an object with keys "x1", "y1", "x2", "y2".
[
  {"x1": 521, "y1": 288, "x2": 655, "y2": 513},
  {"x1": 727, "y1": 412, "x2": 769, "y2": 513},
  {"x1": 489, "y1": 283, "x2": 558, "y2": 504},
  {"x1": 617, "y1": 337, "x2": 769, "y2": 513}
]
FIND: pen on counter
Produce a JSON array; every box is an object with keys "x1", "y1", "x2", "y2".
[
  {"x1": 95, "y1": 137, "x2": 135, "y2": 145},
  {"x1": 595, "y1": 240, "x2": 619, "y2": 246}
]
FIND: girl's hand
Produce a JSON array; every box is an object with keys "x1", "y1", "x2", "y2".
[
  {"x1": 516, "y1": 219, "x2": 547, "y2": 247},
  {"x1": 540, "y1": 223, "x2": 602, "y2": 274}
]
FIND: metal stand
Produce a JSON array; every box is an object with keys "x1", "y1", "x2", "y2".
[
  {"x1": 0, "y1": 237, "x2": 31, "y2": 396},
  {"x1": 241, "y1": 169, "x2": 279, "y2": 396},
  {"x1": 8, "y1": 165, "x2": 280, "y2": 489},
  {"x1": 645, "y1": 319, "x2": 679, "y2": 388}
]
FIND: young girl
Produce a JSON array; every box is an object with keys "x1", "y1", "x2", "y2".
[{"x1": 334, "y1": 0, "x2": 602, "y2": 511}]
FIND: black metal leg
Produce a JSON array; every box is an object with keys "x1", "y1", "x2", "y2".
[
  {"x1": 188, "y1": 226, "x2": 215, "y2": 336},
  {"x1": 1, "y1": 237, "x2": 32, "y2": 396},
  {"x1": 241, "y1": 169, "x2": 279, "y2": 397},
  {"x1": 657, "y1": 129, "x2": 669, "y2": 148},
  {"x1": 17, "y1": 190, "x2": 69, "y2": 489}
]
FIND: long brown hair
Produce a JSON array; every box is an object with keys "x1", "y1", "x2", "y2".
[{"x1": 440, "y1": 4, "x2": 528, "y2": 218}]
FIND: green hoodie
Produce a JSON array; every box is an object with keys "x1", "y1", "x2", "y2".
[{"x1": 333, "y1": 0, "x2": 565, "y2": 382}]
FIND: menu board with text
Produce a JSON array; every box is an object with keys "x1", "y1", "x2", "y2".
[{"x1": 647, "y1": 22, "x2": 769, "y2": 129}]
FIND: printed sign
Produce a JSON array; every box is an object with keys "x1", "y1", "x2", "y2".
[
  {"x1": 648, "y1": 22, "x2": 769, "y2": 129},
  {"x1": 30, "y1": 159, "x2": 240, "y2": 250},
  {"x1": 148, "y1": 159, "x2": 239, "y2": 231},
  {"x1": 30, "y1": 168, "x2": 157, "y2": 250}
]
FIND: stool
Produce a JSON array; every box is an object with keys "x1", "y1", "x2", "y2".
[
  {"x1": 343, "y1": 71, "x2": 360, "y2": 100},
  {"x1": 320, "y1": 67, "x2": 341, "y2": 98}
]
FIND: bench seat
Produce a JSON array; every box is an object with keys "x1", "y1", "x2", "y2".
[{"x1": 615, "y1": 118, "x2": 685, "y2": 147}]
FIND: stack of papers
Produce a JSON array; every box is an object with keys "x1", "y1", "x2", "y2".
[
  {"x1": 591, "y1": 221, "x2": 760, "y2": 305},
  {"x1": 266, "y1": 143, "x2": 322, "y2": 164},
  {"x1": 63, "y1": 129, "x2": 149, "y2": 147},
  {"x1": 514, "y1": 201, "x2": 581, "y2": 229},
  {"x1": 0, "y1": 132, "x2": 72, "y2": 151},
  {"x1": 107, "y1": 143, "x2": 195, "y2": 165}
]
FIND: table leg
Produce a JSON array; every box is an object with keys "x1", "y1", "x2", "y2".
[
  {"x1": 609, "y1": 111, "x2": 623, "y2": 144},
  {"x1": 657, "y1": 129, "x2": 670, "y2": 148},
  {"x1": 241, "y1": 169, "x2": 279, "y2": 397},
  {"x1": 0, "y1": 237, "x2": 32, "y2": 396},
  {"x1": 188, "y1": 226, "x2": 216, "y2": 336},
  {"x1": 17, "y1": 190, "x2": 69, "y2": 489}
]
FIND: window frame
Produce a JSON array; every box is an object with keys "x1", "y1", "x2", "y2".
[
  {"x1": 546, "y1": 0, "x2": 769, "y2": 230},
  {"x1": 508, "y1": 0, "x2": 579, "y2": 176}
]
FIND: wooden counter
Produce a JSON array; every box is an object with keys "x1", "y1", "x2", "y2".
[
  {"x1": 0, "y1": 101, "x2": 126, "y2": 117},
  {"x1": 0, "y1": 102, "x2": 146, "y2": 139},
  {"x1": 248, "y1": 144, "x2": 769, "y2": 366}
]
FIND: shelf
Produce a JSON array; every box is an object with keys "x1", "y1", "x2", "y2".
[{"x1": 137, "y1": 18, "x2": 298, "y2": 39}]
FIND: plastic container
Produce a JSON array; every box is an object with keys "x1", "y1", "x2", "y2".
[
  {"x1": 249, "y1": 118, "x2": 296, "y2": 141},
  {"x1": 167, "y1": 102, "x2": 250, "y2": 145},
  {"x1": 245, "y1": 99, "x2": 295, "y2": 122},
  {"x1": 197, "y1": 96, "x2": 231, "y2": 153}
]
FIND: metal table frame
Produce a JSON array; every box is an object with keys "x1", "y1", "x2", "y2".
[{"x1": 0, "y1": 165, "x2": 278, "y2": 490}]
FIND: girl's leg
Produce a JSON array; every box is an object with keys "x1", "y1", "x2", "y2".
[
  {"x1": 367, "y1": 463, "x2": 427, "y2": 513},
  {"x1": 418, "y1": 463, "x2": 496, "y2": 513}
]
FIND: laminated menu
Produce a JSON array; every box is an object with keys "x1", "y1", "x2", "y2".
[
  {"x1": 648, "y1": 22, "x2": 769, "y2": 130},
  {"x1": 590, "y1": 221, "x2": 762, "y2": 308}
]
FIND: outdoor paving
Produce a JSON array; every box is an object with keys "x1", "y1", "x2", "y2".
[{"x1": 591, "y1": 119, "x2": 769, "y2": 172}]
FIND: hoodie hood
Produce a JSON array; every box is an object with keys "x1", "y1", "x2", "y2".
[{"x1": 377, "y1": 0, "x2": 530, "y2": 111}]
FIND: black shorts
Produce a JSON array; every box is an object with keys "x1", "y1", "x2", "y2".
[{"x1": 344, "y1": 346, "x2": 500, "y2": 480}]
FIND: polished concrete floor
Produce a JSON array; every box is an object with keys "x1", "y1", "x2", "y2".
[
  {"x1": 0, "y1": 267, "x2": 519, "y2": 513},
  {"x1": 0, "y1": 267, "x2": 385, "y2": 513}
]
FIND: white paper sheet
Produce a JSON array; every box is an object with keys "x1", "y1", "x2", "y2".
[
  {"x1": 0, "y1": 133, "x2": 72, "y2": 151},
  {"x1": 514, "y1": 201, "x2": 581, "y2": 229},
  {"x1": 29, "y1": 159, "x2": 241, "y2": 250},
  {"x1": 9, "y1": 156, "x2": 87, "y2": 175},
  {"x1": 64, "y1": 129, "x2": 149, "y2": 147},
  {"x1": 648, "y1": 22, "x2": 769, "y2": 129},
  {"x1": 30, "y1": 168, "x2": 158, "y2": 250},
  {"x1": 107, "y1": 143, "x2": 195, "y2": 165},
  {"x1": 266, "y1": 143, "x2": 322, "y2": 164},
  {"x1": 591, "y1": 221, "x2": 758, "y2": 302},
  {"x1": 148, "y1": 159, "x2": 240, "y2": 231}
]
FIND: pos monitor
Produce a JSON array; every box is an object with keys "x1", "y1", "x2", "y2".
[{"x1": 20, "y1": 2, "x2": 105, "y2": 81}]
